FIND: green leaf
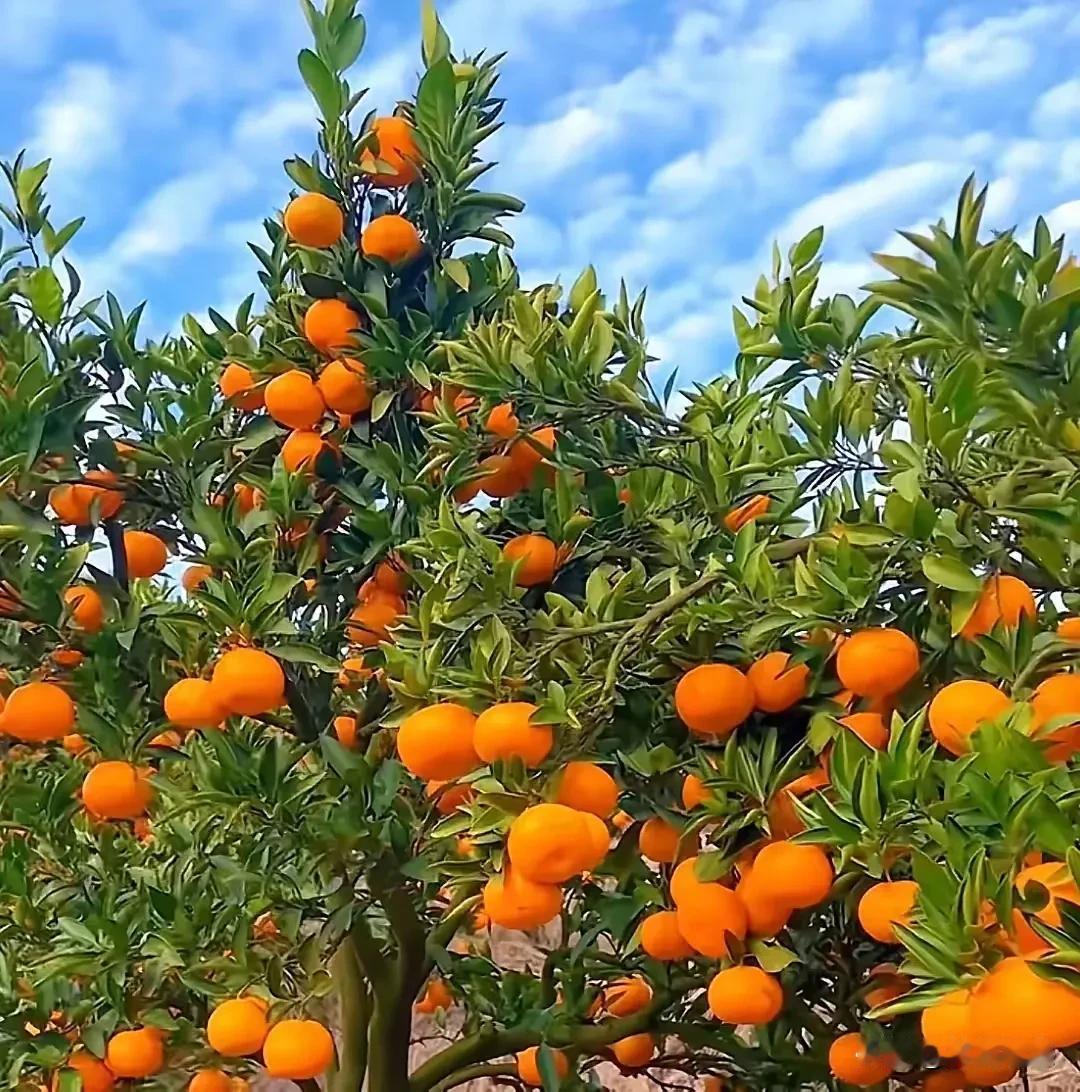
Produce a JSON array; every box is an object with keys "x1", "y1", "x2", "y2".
[
  {"x1": 921, "y1": 555, "x2": 980, "y2": 592},
  {"x1": 42, "y1": 216, "x2": 84, "y2": 259},
  {"x1": 415, "y1": 57, "x2": 456, "y2": 137},
  {"x1": 26, "y1": 266, "x2": 64, "y2": 324},
  {"x1": 442, "y1": 258, "x2": 470, "y2": 290},
  {"x1": 749, "y1": 939, "x2": 800, "y2": 972},
  {"x1": 298, "y1": 49, "x2": 343, "y2": 122},
  {"x1": 789, "y1": 225, "x2": 824, "y2": 270},
  {"x1": 271, "y1": 643, "x2": 342, "y2": 673},
  {"x1": 331, "y1": 14, "x2": 366, "y2": 71},
  {"x1": 284, "y1": 156, "x2": 322, "y2": 194},
  {"x1": 370, "y1": 389, "x2": 395, "y2": 422},
  {"x1": 15, "y1": 159, "x2": 49, "y2": 217},
  {"x1": 421, "y1": 0, "x2": 452, "y2": 67}
]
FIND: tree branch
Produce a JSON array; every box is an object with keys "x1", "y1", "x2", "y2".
[
  {"x1": 329, "y1": 936, "x2": 370, "y2": 1092},
  {"x1": 430, "y1": 1063, "x2": 517, "y2": 1092},
  {"x1": 104, "y1": 518, "x2": 128, "y2": 591}
]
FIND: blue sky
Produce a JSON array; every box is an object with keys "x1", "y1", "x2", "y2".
[{"x1": 1, "y1": 0, "x2": 1079, "y2": 385}]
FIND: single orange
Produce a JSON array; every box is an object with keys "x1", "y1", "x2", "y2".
[
  {"x1": 747, "y1": 651, "x2": 810, "y2": 713},
  {"x1": 281, "y1": 429, "x2": 328, "y2": 473},
  {"x1": 681, "y1": 772, "x2": 713, "y2": 809},
  {"x1": 674, "y1": 663, "x2": 754, "y2": 738},
  {"x1": 426, "y1": 779, "x2": 474, "y2": 814},
  {"x1": 206, "y1": 997, "x2": 269, "y2": 1057},
  {"x1": 477, "y1": 454, "x2": 525, "y2": 499},
  {"x1": 554, "y1": 761, "x2": 618, "y2": 818},
  {"x1": 1057, "y1": 617, "x2": 1080, "y2": 641},
  {"x1": 52, "y1": 1052, "x2": 114, "y2": 1092},
  {"x1": 361, "y1": 116, "x2": 422, "y2": 187},
  {"x1": 602, "y1": 976, "x2": 653, "y2": 1017},
  {"x1": 639, "y1": 817, "x2": 681, "y2": 863},
  {"x1": 182, "y1": 564, "x2": 214, "y2": 594},
  {"x1": 508, "y1": 802, "x2": 607, "y2": 883},
  {"x1": 124, "y1": 530, "x2": 168, "y2": 579},
  {"x1": 960, "y1": 574, "x2": 1036, "y2": 640},
  {"x1": 219, "y1": 363, "x2": 264, "y2": 411},
  {"x1": 486, "y1": 402, "x2": 519, "y2": 438},
  {"x1": 105, "y1": 1028, "x2": 164, "y2": 1078},
  {"x1": 857, "y1": 880, "x2": 919, "y2": 943},
  {"x1": 502, "y1": 533, "x2": 558, "y2": 587},
  {"x1": 396, "y1": 703, "x2": 479, "y2": 781},
  {"x1": 928, "y1": 680, "x2": 1012, "y2": 755},
  {"x1": 836, "y1": 627, "x2": 920, "y2": 699},
  {"x1": 482, "y1": 869, "x2": 562, "y2": 930},
  {"x1": 361, "y1": 214, "x2": 423, "y2": 265},
  {"x1": 473, "y1": 701, "x2": 553, "y2": 767},
  {"x1": 189, "y1": 1071, "x2": 232, "y2": 1092},
  {"x1": 63, "y1": 585, "x2": 104, "y2": 633},
  {"x1": 334, "y1": 715, "x2": 358, "y2": 749},
  {"x1": 304, "y1": 298, "x2": 362, "y2": 356},
  {"x1": 3, "y1": 681, "x2": 76, "y2": 742},
  {"x1": 724, "y1": 494, "x2": 769, "y2": 532},
  {"x1": 82, "y1": 761, "x2": 152, "y2": 820},
  {"x1": 828, "y1": 1032, "x2": 896, "y2": 1087},
  {"x1": 265, "y1": 370, "x2": 326, "y2": 430},
  {"x1": 676, "y1": 882, "x2": 749, "y2": 958},
  {"x1": 1030, "y1": 674, "x2": 1080, "y2": 761},
  {"x1": 516, "y1": 1046, "x2": 569, "y2": 1087},
  {"x1": 211, "y1": 648, "x2": 285, "y2": 717},
  {"x1": 318, "y1": 358, "x2": 372, "y2": 415},
  {"x1": 346, "y1": 598, "x2": 405, "y2": 648},
  {"x1": 707, "y1": 966, "x2": 783, "y2": 1024},
  {"x1": 610, "y1": 1033, "x2": 655, "y2": 1069},
  {"x1": 164, "y1": 678, "x2": 227, "y2": 730},
  {"x1": 749, "y1": 841, "x2": 833, "y2": 909},
  {"x1": 840, "y1": 711, "x2": 890, "y2": 750},
  {"x1": 284, "y1": 193, "x2": 344, "y2": 248}
]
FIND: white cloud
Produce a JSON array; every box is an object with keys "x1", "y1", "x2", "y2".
[
  {"x1": 0, "y1": 0, "x2": 62, "y2": 69},
  {"x1": 1046, "y1": 199, "x2": 1080, "y2": 241},
  {"x1": 233, "y1": 92, "x2": 315, "y2": 149},
  {"x1": 1034, "y1": 78, "x2": 1080, "y2": 131},
  {"x1": 495, "y1": 107, "x2": 613, "y2": 187},
  {"x1": 923, "y1": 7, "x2": 1057, "y2": 88},
  {"x1": 793, "y1": 67, "x2": 907, "y2": 170},
  {"x1": 28, "y1": 63, "x2": 125, "y2": 174},
  {"x1": 777, "y1": 161, "x2": 958, "y2": 248}
]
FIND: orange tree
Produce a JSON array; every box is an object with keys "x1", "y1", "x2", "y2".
[{"x1": 6, "y1": 2, "x2": 1080, "y2": 1091}]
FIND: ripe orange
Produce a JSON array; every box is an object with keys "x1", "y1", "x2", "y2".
[
  {"x1": 346, "y1": 598, "x2": 405, "y2": 648},
  {"x1": 960, "y1": 574, "x2": 1036, "y2": 640},
  {"x1": 372, "y1": 556, "x2": 408, "y2": 594},
  {"x1": 82, "y1": 761, "x2": 152, "y2": 820},
  {"x1": 233, "y1": 482, "x2": 264, "y2": 514},
  {"x1": 1015, "y1": 860, "x2": 1080, "y2": 930},
  {"x1": 958, "y1": 1046, "x2": 1018, "y2": 1086},
  {"x1": 219, "y1": 363, "x2": 264, "y2": 411},
  {"x1": 361, "y1": 116, "x2": 422, "y2": 187},
  {"x1": 337, "y1": 656, "x2": 372, "y2": 689},
  {"x1": 418, "y1": 977, "x2": 454, "y2": 1011},
  {"x1": 602, "y1": 976, "x2": 653, "y2": 1017},
  {"x1": 396, "y1": 703, "x2": 479, "y2": 780},
  {"x1": 502, "y1": 533, "x2": 558, "y2": 587},
  {"x1": 50, "y1": 476, "x2": 124, "y2": 525},
  {"x1": 206, "y1": 997, "x2": 269, "y2": 1056},
  {"x1": 486, "y1": 402, "x2": 519, "y2": 438},
  {"x1": 189, "y1": 1071, "x2": 232, "y2": 1092},
  {"x1": 611, "y1": 1033, "x2": 655, "y2": 1069},
  {"x1": 3, "y1": 681, "x2": 76, "y2": 742},
  {"x1": 1030, "y1": 674, "x2": 1080, "y2": 761},
  {"x1": 864, "y1": 972, "x2": 912, "y2": 1013},
  {"x1": 62, "y1": 733, "x2": 90, "y2": 756},
  {"x1": 724, "y1": 494, "x2": 769, "y2": 533},
  {"x1": 283, "y1": 193, "x2": 344, "y2": 248},
  {"x1": 735, "y1": 864, "x2": 793, "y2": 938},
  {"x1": 265, "y1": 370, "x2": 326, "y2": 430},
  {"x1": 281, "y1": 430, "x2": 328, "y2": 473},
  {"x1": 707, "y1": 966, "x2": 783, "y2": 1024},
  {"x1": 317, "y1": 358, "x2": 372, "y2": 416},
  {"x1": 767, "y1": 767, "x2": 829, "y2": 839},
  {"x1": 124, "y1": 530, "x2": 168, "y2": 579},
  {"x1": 262, "y1": 1019, "x2": 334, "y2": 1080},
  {"x1": 211, "y1": 648, "x2": 285, "y2": 717},
  {"x1": 334, "y1": 715, "x2": 358, "y2": 749},
  {"x1": 674, "y1": 663, "x2": 754, "y2": 738},
  {"x1": 749, "y1": 841, "x2": 833, "y2": 909},
  {"x1": 928, "y1": 680, "x2": 1012, "y2": 756},
  {"x1": 182, "y1": 565, "x2": 213, "y2": 594},
  {"x1": 681, "y1": 772, "x2": 713, "y2": 809},
  {"x1": 857, "y1": 880, "x2": 919, "y2": 943},
  {"x1": 508, "y1": 426, "x2": 556, "y2": 483},
  {"x1": 828, "y1": 1032, "x2": 896, "y2": 1087},
  {"x1": 473, "y1": 701, "x2": 553, "y2": 767},
  {"x1": 554, "y1": 761, "x2": 617, "y2": 817},
  {"x1": 639, "y1": 817, "x2": 681, "y2": 863},
  {"x1": 304, "y1": 298, "x2": 362, "y2": 355},
  {"x1": 361, "y1": 214, "x2": 423, "y2": 265},
  {"x1": 917, "y1": 1069, "x2": 967, "y2": 1092},
  {"x1": 508, "y1": 803, "x2": 607, "y2": 883},
  {"x1": 105, "y1": 1028, "x2": 165, "y2": 1078},
  {"x1": 164, "y1": 678, "x2": 227, "y2": 730},
  {"x1": 676, "y1": 882, "x2": 748, "y2": 957},
  {"x1": 920, "y1": 989, "x2": 973, "y2": 1058},
  {"x1": 747, "y1": 651, "x2": 810, "y2": 713},
  {"x1": 516, "y1": 1047, "x2": 569, "y2": 1087},
  {"x1": 426, "y1": 779, "x2": 474, "y2": 814},
  {"x1": 482, "y1": 869, "x2": 562, "y2": 930},
  {"x1": 836, "y1": 627, "x2": 920, "y2": 699},
  {"x1": 477, "y1": 454, "x2": 525, "y2": 499},
  {"x1": 53, "y1": 1051, "x2": 114, "y2": 1092},
  {"x1": 63, "y1": 585, "x2": 104, "y2": 633},
  {"x1": 840, "y1": 711, "x2": 890, "y2": 750},
  {"x1": 1057, "y1": 617, "x2": 1080, "y2": 640}
]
